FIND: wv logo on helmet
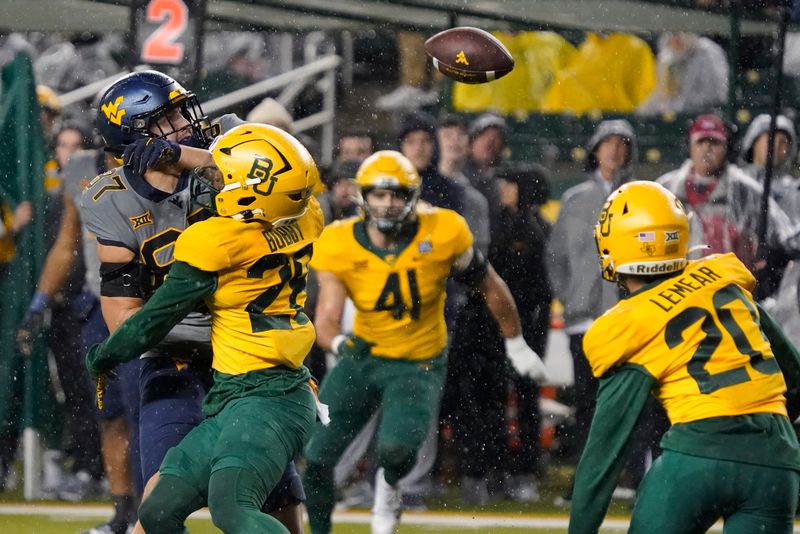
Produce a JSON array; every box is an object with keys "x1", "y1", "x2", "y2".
[{"x1": 101, "y1": 96, "x2": 126, "y2": 126}]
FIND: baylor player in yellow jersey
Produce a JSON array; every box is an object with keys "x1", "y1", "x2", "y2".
[
  {"x1": 569, "y1": 181, "x2": 800, "y2": 534},
  {"x1": 303, "y1": 151, "x2": 549, "y2": 534},
  {"x1": 86, "y1": 124, "x2": 322, "y2": 534}
]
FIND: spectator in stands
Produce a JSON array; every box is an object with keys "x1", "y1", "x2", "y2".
[
  {"x1": 637, "y1": 32, "x2": 728, "y2": 116},
  {"x1": 547, "y1": 119, "x2": 638, "y2": 485},
  {"x1": 54, "y1": 123, "x2": 90, "y2": 169},
  {"x1": 462, "y1": 113, "x2": 508, "y2": 226},
  {"x1": 436, "y1": 114, "x2": 490, "y2": 254},
  {"x1": 489, "y1": 162, "x2": 552, "y2": 501},
  {"x1": 37, "y1": 84, "x2": 61, "y2": 144},
  {"x1": 398, "y1": 110, "x2": 464, "y2": 215},
  {"x1": 318, "y1": 159, "x2": 360, "y2": 225},
  {"x1": 336, "y1": 130, "x2": 373, "y2": 162},
  {"x1": 247, "y1": 97, "x2": 294, "y2": 133},
  {"x1": 740, "y1": 113, "x2": 799, "y2": 222},
  {"x1": 657, "y1": 114, "x2": 796, "y2": 299}
]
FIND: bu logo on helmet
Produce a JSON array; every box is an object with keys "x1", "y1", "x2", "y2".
[
  {"x1": 597, "y1": 202, "x2": 613, "y2": 237},
  {"x1": 249, "y1": 157, "x2": 279, "y2": 196},
  {"x1": 101, "y1": 96, "x2": 126, "y2": 126}
]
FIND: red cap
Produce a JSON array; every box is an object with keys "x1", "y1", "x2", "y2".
[{"x1": 689, "y1": 114, "x2": 727, "y2": 143}]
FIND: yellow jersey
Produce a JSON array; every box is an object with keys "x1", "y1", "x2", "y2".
[
  {"x1": 174, "y1": 198, "x2": 324, "y2": 375},
  {"x1": 584, "y1": 253, "x2": 787, "y2": 424},
  {"x1": 311, "y1": 206, "x2": 473, "y2": 360}
]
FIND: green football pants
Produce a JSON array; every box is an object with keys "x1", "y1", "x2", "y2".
[
  {"x1": 630, "y1": 449, "x2": 799, "y2": 534},
  {"x1": 303, "y1": 352, "x2": 447, "y2": 534},
  {"x1": 139, "y1": 384, "x2": 316, "y2": 534}
]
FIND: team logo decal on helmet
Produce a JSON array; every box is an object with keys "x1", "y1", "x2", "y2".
[
  {"x1": 101, "y1": 96, "x2": 126, "y2": 126},
  {"x1": 594, "y1": 181, "x2": 690, "y2": 282},
  {"x1": 190, "y1": 123, "x2": 319, "y2": 226},
  {"x1": 95, "y1": 70, "x2": 218, "y2": 156}
]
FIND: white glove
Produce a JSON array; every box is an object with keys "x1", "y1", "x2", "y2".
[{"x1": 504, "y1": 335, "x2": 549, "y2": 384}]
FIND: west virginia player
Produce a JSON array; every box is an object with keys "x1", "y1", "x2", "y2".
[
  {"x1": 81, "y1": 72, "x2": 305, "y2": 533},
  {"x1": 86, "y1": 124, "x2": 322, "y2": 534},
  {"x1": 303, "y1": 151, "x2": 548, "y2": 534},
  {"x1": 569, "y1": 181, "x2": 800, "y2": 534}
]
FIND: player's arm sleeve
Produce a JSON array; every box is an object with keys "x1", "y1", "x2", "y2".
[
  {"x1": 757, "y1": 303, "x2": 800, "y2": 420},
  {"x1": 568, "y1": 365, "x2": 654, "y2": 534},
  {"x1": 79, "y1": 188, "x2": 136, "y2": 250},
  {"x1": 86, "y1": 262, "x2": 217, "y2": 373}
]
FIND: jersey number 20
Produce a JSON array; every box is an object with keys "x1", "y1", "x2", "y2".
[{"x1": 665, "y1": 284, "x2": 781, "y2": 394}]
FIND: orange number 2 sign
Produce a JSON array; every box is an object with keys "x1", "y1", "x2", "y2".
[{"x1": 141, "y1": 0, "x2": 188, "y2": 64}]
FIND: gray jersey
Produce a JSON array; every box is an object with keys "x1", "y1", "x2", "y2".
[
  {"x1": 80, "y1": 165, "x2": 211, "y2": 354},
  {"x1": 63, "y1": 149, "x2": 105, "y2": 298}
]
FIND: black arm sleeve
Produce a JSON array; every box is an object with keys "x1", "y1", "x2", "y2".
[
  {"x1": 450, "y1": 247, "x2": 488, "y2": 288},
  {"x1": 100, "y1": 260, "x2": 147, "y2": 298},
  {"x1": 757, "y1": 303, "x2": 800, "y2": 421},
  {"x1": 568, "y1": 365, "x2": 655, "y2": 534}
]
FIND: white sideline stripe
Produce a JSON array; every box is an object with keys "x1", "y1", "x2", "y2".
[{"x1": 0, "y1": 504, "x2": 788, "y2": 532}]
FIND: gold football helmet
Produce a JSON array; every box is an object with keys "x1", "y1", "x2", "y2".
[
  {"x1": 191, "y1": 123, "x2": 319, "y2": 226},
  {"x1": 355, "y1": 150, "x2": 421, "y2": 233},
  {"x1": 595, "y1": 180, "x2": 689, "y2": 282}
]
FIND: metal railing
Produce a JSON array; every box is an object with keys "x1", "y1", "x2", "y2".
[
  {"x1": 204, "y1": 55, "x2": 341, "y2": 165},
  {"x1": 57, "y1": 55, "x2": 341, "y2": 165}
]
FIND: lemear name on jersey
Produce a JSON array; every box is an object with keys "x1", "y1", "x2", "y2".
[
  {"x1": 648, "y1": 265, "x2": 722, "y2": 312},
  {"x1": 585, "y1": 253, "x2": 787, "y2": 424}
]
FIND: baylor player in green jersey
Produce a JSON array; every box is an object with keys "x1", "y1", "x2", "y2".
[{"x1": 569, "y1": 181, "x2": 800, "y2": 534}]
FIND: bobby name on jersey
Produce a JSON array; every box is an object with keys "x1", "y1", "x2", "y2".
[{"x1": 311, "y1": 203, "x2": 473, "y2": 361}]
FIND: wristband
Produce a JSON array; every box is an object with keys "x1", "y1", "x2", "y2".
[{"x1": 331, "y1": 334, "x2": 347, "y2": 356}]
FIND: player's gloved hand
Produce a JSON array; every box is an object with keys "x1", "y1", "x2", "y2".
[
  {"x1": 122, "y1": 137, "x2": 181, "y2": 176},
  {"x1": 331, "y1": 334, "x2": 374, "y2": 360},
  {"x1": 85, "y1": 342, "x2": 117, "y2": 381},
  {"x1": 504, "y1": 334, "x2": 549, "y2": 384},
  {"x1": 17, "y1": 291, "x2": 50, "y2": 356}
]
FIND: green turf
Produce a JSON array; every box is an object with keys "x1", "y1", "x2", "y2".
[{"x1": 0, "y1": 515, "x2": 596, "y2": 534}]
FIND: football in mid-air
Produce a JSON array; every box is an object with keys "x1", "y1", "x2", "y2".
[{"x1": 424, "y1": 27, "x2": 515, "y2": 84}]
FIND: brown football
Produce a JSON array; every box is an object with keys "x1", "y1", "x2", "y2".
[{"x1": 424, "y1": 27, "x2": 515, "y2": 84}]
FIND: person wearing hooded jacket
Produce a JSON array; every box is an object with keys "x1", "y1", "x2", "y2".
[
  {"x1": 547, "y1": 120, "x2": 636, "y2": 459},
  {"x1": 740, "y1": 113, "x2": 800, "y2": 223},
  {"x1": 548, "y1": 120, "x2": 668, "y2": 497},
  {"x1": 658, "y1": 114, "x2": 798, "y2": 302}
]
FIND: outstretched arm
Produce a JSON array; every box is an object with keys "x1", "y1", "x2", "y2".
[
  {"x1": 451, "y1": 247, "x2": 548, "y2": 382},
  {"x1": 86, "y1": 261, "x2": 216, "y2": 377},
  {"x1": 569, "y1": 365, "x2": 654, "y2": 534}
]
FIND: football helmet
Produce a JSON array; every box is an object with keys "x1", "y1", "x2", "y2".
[
  {"x1": 595, "y1": 181, "x2": 689, "y2": 282},
  {"x1": 355, "y1": 150, "x2": 421, "y2": 233},
  {"x1": 190, "y1": 123, "x2": 319, "y2": 225},
  {"x1": 95, "y1": 70, "x2": 217, "y2": 156}
]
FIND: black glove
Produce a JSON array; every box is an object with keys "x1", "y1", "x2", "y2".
[
  {"x1": 333, "y1": 334, "x2": 374, "y2": 360},
  {"x1": 122, "y1": 137, "x2": 181, "y2": 176},
  {"x1": 17, "y1": 291, "x2": 49, "y2": 356}
]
